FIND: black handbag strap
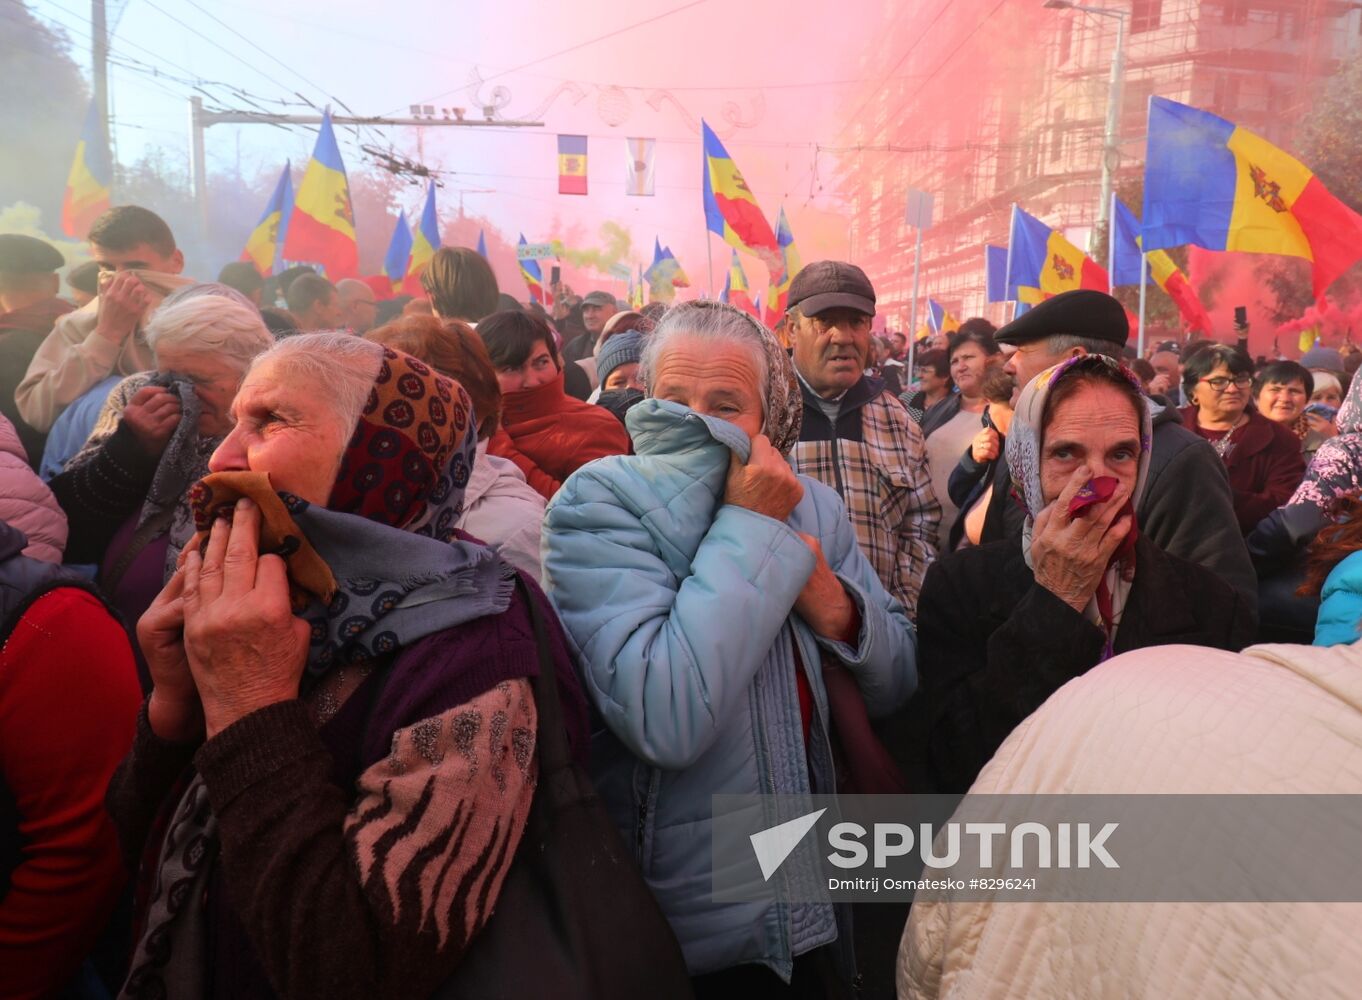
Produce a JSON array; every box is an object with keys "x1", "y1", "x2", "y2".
[{"x1": 514, "y1": 575, "x2": 572, "y2": 778}]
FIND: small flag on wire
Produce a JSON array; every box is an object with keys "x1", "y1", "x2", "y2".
[
  {"x1": 625, "y1": 137, "x2": 656, "y2": 196},
  {"x1": 558, "y1": 135, "x2": 588, "y2": 195}
]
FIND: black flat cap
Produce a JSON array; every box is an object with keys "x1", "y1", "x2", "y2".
[
  {"x1": 0, "y1": 234, "x2": 64, "y2": 274},
  {"x1": 995, "y1": 289, "x2": 1128, "y2": 348},
  {"x1": 788, "y1": 260, "x2": 876, "y2": 317}
]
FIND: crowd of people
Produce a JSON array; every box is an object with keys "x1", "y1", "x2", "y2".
[{"x1": 1, "y1": 204, "x2": 1360, "y2": 999}]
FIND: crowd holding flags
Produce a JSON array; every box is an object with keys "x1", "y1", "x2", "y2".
[
  {"x1": 239, "y1": 163, "x2": 293, "y2": 276},
  {"x1": 282, "y1": 110, "x2": 358, "y2": 280},
  {"x1": 61, "y1": 101, "x2": 112, "y2": 239}
]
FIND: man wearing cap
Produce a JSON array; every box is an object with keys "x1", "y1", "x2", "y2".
[
  {"x1": 786, "y1": 260, "x2": 940, "y2": 618},
  {"x1": 995, "y1": 289, "x2": 1256, "y2": 605},
  {"x1": 562, "y1": 290, "x2": 617, "y2": 369},
  {"x1": 0, "y1": 235, "x2": 74, "y2": 465},
  {"x1": 16, "y1": 205, "x2": 193, "y2": 433}
]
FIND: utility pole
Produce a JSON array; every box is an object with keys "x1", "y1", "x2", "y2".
[
  {"x1": 92, "y1": 0, "x2": 111, "y2": 195},
  {"x1": 187, "y1": 105, "x2": 544, "y2": 245}
]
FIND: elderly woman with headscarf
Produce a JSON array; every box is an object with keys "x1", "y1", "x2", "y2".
[
  {"x1": 910, "y1": 356, "x2": 1256, "y2": 795},
  {"x1": 542, "y1": 301, "x2": 917, "y2": 993},
  {"x1": 47, "y1": 289, "x2": 274, "y2": 672},
  {"x1": 107, "y1": 333, "x2": 590, "y2": 999}
]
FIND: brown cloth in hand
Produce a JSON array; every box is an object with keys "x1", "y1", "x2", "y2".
[{"x1": 185, "y1": 471, "x2": 336, "y2": 611}]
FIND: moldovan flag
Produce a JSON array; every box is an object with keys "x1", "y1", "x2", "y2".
[
  {"x1": 403, "y1": 181, "x2": 440, "y2": 293},
  {"x1": 62, "y1": 101, "x2": 113, "y2": 238},
  {"x1": 476, "y1": 230, "x2": 488, "y2": 260},
  {"x1": 1112, "y1": 198, "x2": 1212, "y2": 334},
  {"x1": 927, "y1": 299, "x2": 960, "y2": 335},
  {"x1": 630, "y1": 265, "x2": 645, "y2": 309},
  {"x1": 382, "y1": 212, "x2": 413, "y2": 294},
  {"x1": 1299, "y1": 325, "x2": 1321, "y2": 354},
  {"x1": 765, "y1": 205, "x2": 801, "y2": 325},
  {"x1": 558, "y1": 135, "x2": 588, "y2": 195},
  {"x1": 720, "y1": 250, "x2": 759, "y2": 318},
  {"x1": 626, "y1": 137, "x2": 656, "y2": 196},
  {"x1": 283, "y1": 111, "x2": 358, "y2": 279},
  {"x1": 240, "y1": 163, "x2": 294, "y2": 276},
  {"x1": 518, "y1": 234, "x2": 550, "y2": 307},
  {"x1": 1006, "y1": 204, "x2": 1109, "y2": 304},
  {"x1": 644, "y1": 238, "x2": 688, "y2": 302},
  {"x1": 1142, "y1": 97, "x2": 1362, "y2": 298},
  {"x1": 702, "y1": 120, "x2": 780, "y2": 268}
]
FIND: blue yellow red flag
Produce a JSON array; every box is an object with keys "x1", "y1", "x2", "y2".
[
  {"x1": 403, "y1": 181, "x2": 440, "y2": 293},
  {"x1": 283, "y1": 111, "x2": 358, "y2": 279},
  {"x1": 518, "y1": 234, "x2": 549, "y2": 306},
  {"x1": 239, "y1": 163, "x2": 293, "y2": 276},
  {"x1": 62, "y1": 101, "x2": 113, "y2": 238},
  {"x1": 1006, "y1": 205, "x2": 1109, "y2": 304},
  {"x1": 927, "y1": 299, "x2": 960, "y2": 335},
  {"x1": 720, "y1": 250, "x2": 759, "y2": 318},
  {"x1": 1143, "y1": 97, "x2": 1362, "y2": 298},
  {"x1": 1112, "y1": 198, "x2": 1212, "y2": 334},
  {"x1": 644, "y1": 238, "x2": 689, "y2": 302},
  {"x1": 702, "y1": 120, "x2": 780, "y2": 268},
  {"x1": 476, "y1": 229, "x2": 488, "y2": 260},
  {"x1": 558, "y1": 135, "x2": 588, "y2": 195},
  {"x1": 382, "y1": 212, "x2": 413, "y2": 294},
  {"x1": 765, "y1": 205, "x2": 801, "y2": 324}
]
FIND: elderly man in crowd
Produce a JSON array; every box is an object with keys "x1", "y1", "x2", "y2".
[
  {"x1": 283, "y1": 273, "x2": 344, "y2": 333},
  {"x1": 335, "y1": 277, "x2": 379, "y2": 335},
  {"x1": 16, "y1": 206, "x2": 194, "y2": 434},
  {"x1": 997, "y1": 289, "x2": 1257, "y2": 605},
  {"x1": 562, "y1": 289, "x2": 618, "y2": 367},
  {"x1": 785, "y1": 261, "x2": 940, "y2": 619}
]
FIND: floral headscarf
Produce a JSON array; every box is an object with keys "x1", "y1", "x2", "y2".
[
  {"x1": 1291, "y1": 366, "x2": 1362, "y2": 512},
  {"x1": 642, "y1": 300, "x2": 803, "y2": 455},
  {"x1": 189, "y1": 344, "x2": 512, "y2": 675},
  {"x1": 1006, "y1": 355, "x2": 1153, "y2": 658}
]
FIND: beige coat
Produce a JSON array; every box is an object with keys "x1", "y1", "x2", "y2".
[
  {"x1": 898, "y1": 640, "x2": 1362, "y2": 1000},
  {"x1": 14, "y1": 270, "x2": 195, "y2": 432}
]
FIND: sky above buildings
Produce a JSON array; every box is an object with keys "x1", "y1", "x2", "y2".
[{"x1": 29, "y1": 0, "x2": 899, "y2": 288}]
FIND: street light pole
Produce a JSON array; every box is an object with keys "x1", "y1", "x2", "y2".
[{"x1": 1044, "y1": 1, "x2": 1128, "y2": 256}]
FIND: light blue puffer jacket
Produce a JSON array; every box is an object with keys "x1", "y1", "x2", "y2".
[
  {"x1": 1315, "y1": 549, "x2": 1362, "y2": 646},
  {"x1": 542, "y1": 399, "x2": 917, "y2": 980}
]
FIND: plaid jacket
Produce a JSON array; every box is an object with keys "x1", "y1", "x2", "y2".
[{"x1": 790, "y1": 375, "x2": 940, "y2": 619}]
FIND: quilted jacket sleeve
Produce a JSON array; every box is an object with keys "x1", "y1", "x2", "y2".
[
  {"x1": 798, "y1": 477, "x2": 918, "y2": 717},
  {"x1": 542, "y1": 467, "x2": 816, "y2": 770}
]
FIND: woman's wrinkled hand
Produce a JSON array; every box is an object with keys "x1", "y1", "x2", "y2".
[
  {"x1": 793, "y1": 532, "x2": 860, "y2": 644},
  {"x1": 183, "y1": 498, "x2": 312, "y2": 739},
  {"x1": 1030, "y1": 465, "x2": 1134, "y2": 614},
  {"x1": 725, "y1": 434, "x2": 804, "y2": 523},
  {"x1": 970, "y1": 426, "x2": 1000, "y2": 464},
  {"x1": 138, "y1": 567, "x2": 204, "y2": 743},
  {"x1": 123, "y1": 385, "x2": 182, "y2": 457}
]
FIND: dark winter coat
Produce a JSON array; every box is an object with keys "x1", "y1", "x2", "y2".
[{"x1": 1178, "y1": 406, "x2": 1307, "y2": 535}]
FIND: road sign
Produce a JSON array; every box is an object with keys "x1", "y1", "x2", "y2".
[{"x1": 905, "y1": 189, "x2": 935, "y2": 231}]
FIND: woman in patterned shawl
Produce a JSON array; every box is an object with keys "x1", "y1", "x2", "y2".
[
  {"x1": 107, "y1": 332, "x2": 587, "y2": 999},
  {"x1": 910, "y1": 355, "x2": 1256, "y2": 795}
]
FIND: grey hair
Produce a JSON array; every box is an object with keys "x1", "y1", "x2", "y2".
[
  {"x1": 248, "y1": 332, "x2": 383, "y2": 431},
  {"x1": 143, "y1": 294, "x2": 274, "y2": 372},
  {"x1": 1042, "y1": 333, "x2": 1122, "y2": 361},
  {"x1": 640, "y1": 300, "x2": 771, "y2": 398}
]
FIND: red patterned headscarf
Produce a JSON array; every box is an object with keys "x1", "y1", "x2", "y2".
[{"x1": 327, "y1": 345, "x2": 476, "y2": 539}]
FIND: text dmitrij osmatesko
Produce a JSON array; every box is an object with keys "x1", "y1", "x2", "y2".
[{"x1": 827, "y1": 821, "x2": 1120, "y2": 870}]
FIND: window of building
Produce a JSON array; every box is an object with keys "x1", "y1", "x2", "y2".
[
  {"x1": 1132, "y1": 0, "x2": 1161, "y2": 33},
  {"x1": 1223, "y1": 0, "x2": 1249, "y2": 26}
]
